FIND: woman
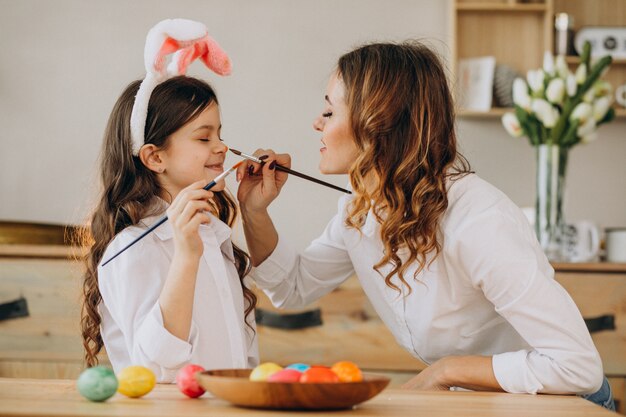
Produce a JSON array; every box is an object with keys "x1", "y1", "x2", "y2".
[{"x1": 235, "y1": 41, "x2": 613, "y2": 409}]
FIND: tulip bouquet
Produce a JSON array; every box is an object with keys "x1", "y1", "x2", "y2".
[{"x1": 502, "y1": 41, "x2": 614, "y2": 147}]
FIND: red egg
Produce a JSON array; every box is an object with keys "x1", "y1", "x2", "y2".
[
  {"x1": 300, "y1": 366, "x2": 340, "y2": 383},
  {"x1": 267, "y1": 368, "x2": 302, "y2": 383},
  {"x1": 176, "y1": 364, "x2": 206, "y2": 398}
]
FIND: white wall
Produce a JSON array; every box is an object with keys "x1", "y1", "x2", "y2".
[{"x1": 1, "y1": 0, "x2": 624, "y2": 252}]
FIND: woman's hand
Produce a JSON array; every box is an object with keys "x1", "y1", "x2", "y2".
[
  {"x1": 166, "y1": 180, "x2": 214, "y2": 259},
  {"x1": 402, "y1": 356, "x2": 502, "y2": 392},
  {"x1": 402, "y1": 358, "x2": 451, "y2": 391},
  {"x1": 236, "y1": 149, "x2": 291, "y2": 214}
]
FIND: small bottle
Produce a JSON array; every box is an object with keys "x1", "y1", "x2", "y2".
[{"x1": 554, "y1": 13, "x2": 574, "y2": 56}]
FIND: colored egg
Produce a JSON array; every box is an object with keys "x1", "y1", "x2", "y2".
[
  {"x1": 76, "y1": 366, "x2": 118, "y2": 402},
  {"x1": 286, "y1": 363, "x2": 310, "y2": 372},
  {"x1": 300, "y1": 366, "x2": 340, "y2": 383},
  {"x1": 117, "y1": 366, "x2": 156, "y2": 398},
  {"x1": 267, "y1": 368, "x2": 302, "y2": 383},
  {"x1": 249, "y1": 362, "x2": 283, "y2": 381},
  {"x1": 331, "y1": 361, "x2": 363, "y2": 382},
  {"x1": 176, "y1": 364, "x2": 206, "y2": 398}
]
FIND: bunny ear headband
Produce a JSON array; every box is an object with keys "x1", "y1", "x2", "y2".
[{"x1": 130, "y1": 18, "x2": 232, "y2": 155}]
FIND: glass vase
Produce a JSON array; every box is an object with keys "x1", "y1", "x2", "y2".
[{"x1": 535, "y1": 144, "x2": 568, "y2": 261}]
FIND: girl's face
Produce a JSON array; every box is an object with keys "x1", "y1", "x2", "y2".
[
  {"x1": 312, "y1": 74, "x2": 359, "y2": 175},
  {"x1": 159, "y1": 102, "x2": 228, "y2": 199}
]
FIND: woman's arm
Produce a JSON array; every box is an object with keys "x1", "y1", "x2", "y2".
[
  {"x1": 241, "y1": 208, "x2": 279, "y2": 266},
  {"x1": 236, "y1": 150, "x2": 290, "y2": 266},
  {"x1": 448, "y1": 207, "x2": 603, "y2": 394}
]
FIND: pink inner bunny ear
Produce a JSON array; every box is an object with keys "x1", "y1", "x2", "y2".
[
  {"x1": 170, "y1": 36, "x2": 232, "y2": 76},
  {"x1": 199, "y1": 36, "x2": 232, "y2": 76},
  {"x1": 174, "y1": 42, "x2": 206, "y2": 75},
  {"x1": 154, "y1": 37, "x2": 180, "y2": 73}
]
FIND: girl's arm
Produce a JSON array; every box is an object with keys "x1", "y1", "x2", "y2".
[{"x1": 159, "y1": 180, "x2": 213, "y2": 341}]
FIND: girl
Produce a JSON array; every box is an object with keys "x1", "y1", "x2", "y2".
[
  {"x1": 236, "y1": 41, "x2": 614, "y2": 410},
  {"x1": 80, "y1": 20, "x2": 258, "y2": 383}
]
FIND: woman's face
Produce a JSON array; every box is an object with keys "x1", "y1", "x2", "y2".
[
  {"x1": 313, "y1": 74, "x2": 359, "y2": 175},
  {"x1": 159, "y1": 102, "x2": 228, "y2": 199}
]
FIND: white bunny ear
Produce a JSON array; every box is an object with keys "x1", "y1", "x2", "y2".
[
  {"x1": 129, "y1": 18, "x2": 231, "y2": 155},
  {"x1": 143, "y1": 19, "x2": 207, "y2": 76}
]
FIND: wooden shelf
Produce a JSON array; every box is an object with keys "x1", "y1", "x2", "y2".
[
  {"x1": 553, "y1": 262, "x2": 626, "y2": 273},
  {"x1": 458, "y1": 107, "x2": 626, "y2": 118},
  {"x1": 456, "y1": 3, "x2": 547, "y2": 12},
  {"x1": 564, "y1": 56, "x2": 626, "y2": 65}
]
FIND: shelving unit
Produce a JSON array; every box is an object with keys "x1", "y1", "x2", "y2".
[{"x1": 452, "y1": 0, "x2": 626, "y2": 119}]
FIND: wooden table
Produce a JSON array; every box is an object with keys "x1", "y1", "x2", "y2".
[{"x1": 0, "y1": 378, "x2": 615, "y2": 416}]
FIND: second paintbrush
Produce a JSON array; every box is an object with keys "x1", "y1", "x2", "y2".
[{"x1": 229, "y1": 148, "x2": 352, "y2": 194}]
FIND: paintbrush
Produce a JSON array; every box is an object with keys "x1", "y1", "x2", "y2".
[
  {"x1": 229, "y1": 148, "x2": 351, "y2": 194},
  {"x1": 101, "y1": 161, "x2": 243, "y2": 267}
]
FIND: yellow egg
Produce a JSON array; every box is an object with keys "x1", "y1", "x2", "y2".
[
  {"x1": 117, "y1": 366, "x2": 156, "y2": 398},
  {"x1": 249, "y1": 362, "x2": 283, "y2": 381}
]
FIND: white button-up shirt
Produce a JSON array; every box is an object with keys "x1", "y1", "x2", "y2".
[
  {"x1": 252, "y1": 173, "x2": 603, "y2": 395},
  {"x1": 98, "y1": 210, "x2": 258, "y2": 383}
]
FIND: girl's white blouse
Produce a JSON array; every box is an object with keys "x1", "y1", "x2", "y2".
[
  {"x1": 251, "y1": 173, "x2": 603, "y2": 395},
  {"x1": 98, "y1": 211, "x2": 258, "y2": 383}
]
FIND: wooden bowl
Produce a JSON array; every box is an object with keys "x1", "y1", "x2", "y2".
[{"x1": 196, "y1": 368, "x2": 390, "y2": 410}]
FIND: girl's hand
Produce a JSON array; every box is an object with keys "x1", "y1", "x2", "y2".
[
  {"x1": 236, "y1": 149, "x2": 291, "y2": 213},
  {"x1": 166, "y1": 180, "x2": 214, "y2": 259}
]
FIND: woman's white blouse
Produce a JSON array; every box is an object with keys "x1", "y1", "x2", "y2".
[
  {"x1": 98, "y1": 211, "x2": 258, "y2": 383},
  {"x1": 252, "y1": 173, "x2": 603, "y2": 395}
]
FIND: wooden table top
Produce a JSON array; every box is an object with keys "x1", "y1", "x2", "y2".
[{"x1": 0, "y1": 378, "x2": 615, "y2": 417}]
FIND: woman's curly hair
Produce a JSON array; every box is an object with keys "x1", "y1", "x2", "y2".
[{"x1": 338, "y1": 41, "x2": 471, "y2": 293}]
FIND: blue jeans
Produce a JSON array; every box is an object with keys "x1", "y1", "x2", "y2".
[{"x1": 581, "y1": 376, "x2": 615, "y2": 411}]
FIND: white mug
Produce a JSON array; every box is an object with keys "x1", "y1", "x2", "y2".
[
  {"x1": 616, "y1": 84, "x2": 626, "y2": 108},
  {"x1": 606, "y1": 228, "x2": 626, "y2": 263},
  {"x1": 561, "y1": 221, "x2": 600, "y2": 262}
]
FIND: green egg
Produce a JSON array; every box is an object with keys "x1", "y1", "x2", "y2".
[{"x1": 77, "y1": 366, "x2": 119, "y2": 402}]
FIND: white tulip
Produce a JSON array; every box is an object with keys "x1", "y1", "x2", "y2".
[
  {"x1": 566, "y1": 74, "x2": 577, "y2": 97},
  {"x1": 513, "y1": 78, "x2": 531, "y2": 110},
  {"x1": 546, "y1": 78, "x2": 565, "y2": 104},
  {"x1": 593, "y1": 80, "x2": 612, "y2": 97},
  {"x1": 543, "y1": 51, "x2": 555, "y2": 75},
  {"x1": 555, "y1": 55, "x2": 569, "y2": 78},
  {"x1": 570, "y1": 102, "x2": 593, "y2": 123},
  {"x1": 583, "y1": 87, "x2": 596, "y2": 103},
  {"x1": 575, "y1": 64, "x2": 587, "y2": 84},
  {"x1": 527, "y1": 70, "x2": 545, "y2": 94},
  {"x1": 532, "y1": 98, "x2": 559, "y2": 128},
  {"x1": 581, "y1": 131, "x2": 598, "y2": 144},
  {"x1": 577, "y1": 117, "x2": 596, "y2": 137},
  {"x1": 502, "y1": 112, "x2": 523, "y2": 138},
  {"x1": 593, "y1": 96, "x2": 613, "y2": 121}
]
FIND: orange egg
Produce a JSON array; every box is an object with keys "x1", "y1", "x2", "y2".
[
  {"x1": 300, "y1": 366, "x2": 339, "y2": 383},
  {"x1": 331, "y1": 361, "x2": 363, "y2": 382}
]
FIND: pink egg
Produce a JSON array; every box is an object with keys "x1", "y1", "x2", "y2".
[
  {"x1": 267, "y1": 368, "x2": 302, "y2": 383},
  {"x1": 176, "y1": 364, "x2": 206, "y2": 398}
]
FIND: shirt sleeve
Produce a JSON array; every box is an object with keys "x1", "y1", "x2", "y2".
[
  {"x1": 98, "y1": 233, "x2": 199, "y2": 382},
  {"x1": 252, "y1": 200, "x2": 356, "y2": 309},
  {"x1": 448, "y1": 205, "x2": 603, "y2": 395}
]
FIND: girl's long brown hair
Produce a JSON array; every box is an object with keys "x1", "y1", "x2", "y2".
[
  {"x1": 338, "y1": 41, "x2": 471, "y2": 293},
  {"x1": 81, "y1": 76, "x2": 256, "y2": 367}
]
